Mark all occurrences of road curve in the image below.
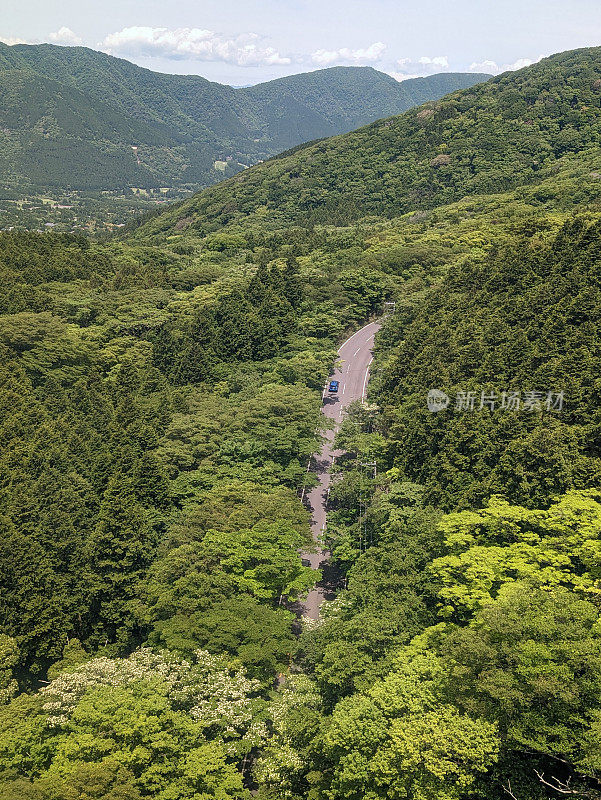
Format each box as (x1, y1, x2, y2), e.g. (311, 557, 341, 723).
(301, 320, 381, 620)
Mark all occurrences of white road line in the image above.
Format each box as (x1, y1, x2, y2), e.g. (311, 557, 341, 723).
(342, 385, 345, 394)
(360, 357, 374, 400)
(353, 347, 361, 356)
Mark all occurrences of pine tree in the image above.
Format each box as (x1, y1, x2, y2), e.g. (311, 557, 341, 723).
(84, 476, 157, 646)
(133, 452, 171, 509)
(283, 256, 303, 309)
(247, 262, 271, 306)
(214, 291, 253, 361)
(152, 323, 179, 377)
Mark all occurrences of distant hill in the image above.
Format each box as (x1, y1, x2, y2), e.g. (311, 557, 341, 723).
(0, 42, 489, 192)
(135, 46, 601, 236)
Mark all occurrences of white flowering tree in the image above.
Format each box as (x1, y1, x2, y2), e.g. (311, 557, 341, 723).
(253, 675, 323, 800)
(0, 648, 267, 799)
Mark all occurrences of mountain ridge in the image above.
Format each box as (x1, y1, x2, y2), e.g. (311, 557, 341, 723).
(132, 45, 601, 237)
(0, 42, 489, 193)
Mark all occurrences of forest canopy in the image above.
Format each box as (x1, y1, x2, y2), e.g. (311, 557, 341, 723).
(3, 44, 601, 800)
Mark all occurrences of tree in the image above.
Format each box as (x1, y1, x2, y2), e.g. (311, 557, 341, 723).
(322, 648, 499, 800)
(431, 490, 601, 619)
(84, 477, 157, 646)
(283, 257, 303, 310)
(148, 595, 297, 681)
(444, 583, 601, 772)
(0, 635, 18, 704)
(0, 649, 262, 799)
(199, 521, 318, 602)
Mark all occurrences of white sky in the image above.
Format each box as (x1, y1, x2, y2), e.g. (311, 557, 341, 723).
(2, 0, 601, 85)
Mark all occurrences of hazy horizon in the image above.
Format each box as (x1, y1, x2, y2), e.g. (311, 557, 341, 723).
(3, 0, 601, 85)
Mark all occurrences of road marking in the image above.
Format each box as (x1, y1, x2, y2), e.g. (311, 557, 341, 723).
(362, 358, 373, 400)
(303, 321, 380, 618)
(353, 347, 361, 356)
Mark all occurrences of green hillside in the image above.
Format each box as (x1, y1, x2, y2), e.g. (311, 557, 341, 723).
(138, 46, 601, 236)
(0, 42, 488, 192)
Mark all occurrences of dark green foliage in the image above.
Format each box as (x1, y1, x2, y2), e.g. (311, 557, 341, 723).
(84, 477, 158, 647)
(137, 46, 601, 236)
(147, 595, 296, 681)
(378, 217, 601, 509)
(154, 262, 299, 381)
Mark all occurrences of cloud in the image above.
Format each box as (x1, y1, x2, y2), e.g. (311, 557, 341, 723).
(0, 36, 30, 45)
(48, 27, 83, 46)
(469, 54, 545, 74)
(311, 41, 387, 67)
(417, 55, 449, 69)
(99, 26, 291, 66)
(389, 72, 429, 82)
(390, 55, 450, 81)
(468, 59, 499, 74)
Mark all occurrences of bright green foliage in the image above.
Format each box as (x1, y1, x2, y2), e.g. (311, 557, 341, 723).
(323, 648, 499, 800)
(254, 676, 324, 799)
(301, 502, 443, 704)
(0, 761, 143, 800)
(431, 490, 601, 617)
(0, 649, 262, 799)
(0, 635, 18, 704)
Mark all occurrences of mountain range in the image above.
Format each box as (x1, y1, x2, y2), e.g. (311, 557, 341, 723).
(135, 46, 601, 236)
(0, 42, 489, 192)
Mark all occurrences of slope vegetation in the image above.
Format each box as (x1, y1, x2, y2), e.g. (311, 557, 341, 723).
(3, 44, 601, 800)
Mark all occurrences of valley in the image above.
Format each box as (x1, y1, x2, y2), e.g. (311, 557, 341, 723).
(0, 42, 488, 207)
(2, 39, 601, 800)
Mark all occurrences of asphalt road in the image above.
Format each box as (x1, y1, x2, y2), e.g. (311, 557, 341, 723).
(301, 320, 381, 620)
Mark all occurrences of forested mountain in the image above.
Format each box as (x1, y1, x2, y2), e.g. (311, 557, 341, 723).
(3, 44, 601, 800)
(137, 45, 601, 236)
(0, 42, 487, 192)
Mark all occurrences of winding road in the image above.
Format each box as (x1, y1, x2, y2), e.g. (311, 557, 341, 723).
(301, 320, 381, 620)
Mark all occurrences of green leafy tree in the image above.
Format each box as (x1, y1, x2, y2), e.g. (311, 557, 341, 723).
(431, 490, 601, 618)
(443, 583, 601, 776)
(322, 647, 499, 800)
(199, 521, 318, 602)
